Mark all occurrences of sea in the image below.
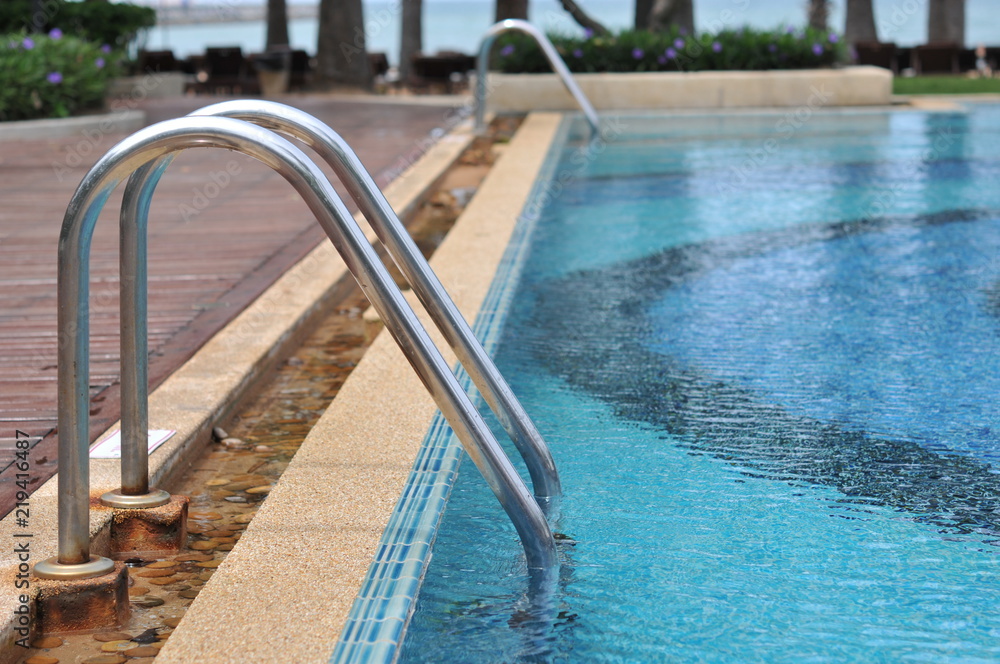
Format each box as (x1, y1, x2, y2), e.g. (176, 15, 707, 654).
(143, 0, 997, 65)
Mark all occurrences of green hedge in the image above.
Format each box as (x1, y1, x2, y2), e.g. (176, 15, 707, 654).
(0, 32, 121, 121)
(0, 0, 154, 51)
(494, 26, 847, 73)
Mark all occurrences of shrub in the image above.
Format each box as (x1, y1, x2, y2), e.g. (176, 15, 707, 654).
(493, 26, 847, 74)
(0, 31, 122, 121)
(0, 0, 155, 51)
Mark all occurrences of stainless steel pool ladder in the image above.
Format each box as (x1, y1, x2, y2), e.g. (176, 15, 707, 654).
(475, 19, 600, 135)
(33, 115, 558, 581)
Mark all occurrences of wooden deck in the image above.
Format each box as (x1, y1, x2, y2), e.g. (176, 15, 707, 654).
(0, 94, 462, 515)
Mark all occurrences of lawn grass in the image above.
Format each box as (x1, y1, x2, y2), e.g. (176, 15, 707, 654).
(893, 75, 1000, 95)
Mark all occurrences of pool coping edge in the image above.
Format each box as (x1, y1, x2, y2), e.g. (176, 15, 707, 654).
(151, 112, 564, 664)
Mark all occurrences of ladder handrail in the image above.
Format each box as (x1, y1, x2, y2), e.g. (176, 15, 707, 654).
(34, 116, 557, 580)
(112, 99, 559, 503)
(475, 18, 600, 135)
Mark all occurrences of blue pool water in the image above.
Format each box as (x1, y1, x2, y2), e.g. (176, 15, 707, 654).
(397, 106, 1000, 662)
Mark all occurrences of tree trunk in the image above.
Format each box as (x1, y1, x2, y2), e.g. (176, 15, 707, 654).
(315, 0, 372, 89)
(495, 0, 528, 21)
(265, 0, 289, 49)
(558, 0, 610, 36)
(927, 0, 965, 45)
(399, 0, 422, 83)
(635, 0, 655, 30)
(648, 0, 694, 35)
(808, 0, 829, 31)
(844, 0, 878, 43)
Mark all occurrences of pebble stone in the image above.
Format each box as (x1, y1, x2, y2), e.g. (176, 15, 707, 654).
(128, 585, 150, 596)
(195, 560, 222, 568)
(146, 560, 179, 569)
(215, 543, 236, 551)
(123, 646, 159, 658)
(212, 426, 228, 441)
(221, 437, 246, 449)
(93, 632, 132, 643)
(233, 511, 257, 523)
(205, 478, 230, 487)
(190, 541, 216, 551)
(132, 628, 159, 644)
(174, 553, 213, 562)
(29, 636, 63, 649)
(163, 617, 182, 628)
(25, 656, 59, 664)
(179, 589, 201, 599)
(99, 640, 134, 652)
(245, 485, 272, 495)
(131, 596, 165, 608)
(136, 568, 175, 578)
(147, 577, 177, 586)
(83, 654, 127, 664)
(188, 510, 223, 521)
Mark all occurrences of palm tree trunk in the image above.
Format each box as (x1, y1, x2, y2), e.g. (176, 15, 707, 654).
(558, 0, 609, 36)
(927, 0, 966, 45)
(808, 0, 829, 31)
(265, 0, 289, 49)
(648, 0, 694, 35)
(844, 0, 878, 43)
(495, 0, 528, 21)
(399, 0, 422, 83)
(635, 0, 655, 30)
(315, 0, 372, 89)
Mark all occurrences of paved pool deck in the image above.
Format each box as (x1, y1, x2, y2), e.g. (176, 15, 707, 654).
(0, 92, 464, 517)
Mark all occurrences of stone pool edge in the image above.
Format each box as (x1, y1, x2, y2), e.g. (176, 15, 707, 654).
(0, 117, 472, 663)
(152, 112, 564, 664)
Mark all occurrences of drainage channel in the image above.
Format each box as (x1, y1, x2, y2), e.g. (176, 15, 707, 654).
(17, 118, 519, 664)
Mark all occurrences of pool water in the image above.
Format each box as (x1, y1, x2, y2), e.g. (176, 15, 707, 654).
(399, 106, 1000, 662)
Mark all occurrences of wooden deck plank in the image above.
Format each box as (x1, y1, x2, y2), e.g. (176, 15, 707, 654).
(0, 94, 461, 516)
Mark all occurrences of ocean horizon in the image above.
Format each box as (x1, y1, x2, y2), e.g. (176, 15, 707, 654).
(144, 0, 997, 64)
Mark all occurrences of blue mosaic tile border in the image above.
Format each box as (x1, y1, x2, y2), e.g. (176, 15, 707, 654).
(330, 116, 574, 664)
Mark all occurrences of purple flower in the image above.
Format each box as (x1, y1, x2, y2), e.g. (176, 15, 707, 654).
(632, 47, 644, 59)
(95, 57, 105, 69)
(812, 43, 823, 56)
(22, 37, 34, 50)
(712, 41, 722, 53)
(828, 33, 839, 43)
(46, 71, 63, 84)
(785, 25, 796, 34)
(101, 44, 112, 53)
(674, 38, 685, 49)
(657, 55, 667, 65)
(573, 48, 583, 58)
(665, 47, 677, 59)
(679, 28, 688, 36)
(583, 28, 594, 39)
(500, 44, 515, 57)
(768, 43, 778, 53)
(48, 28, 62, 40)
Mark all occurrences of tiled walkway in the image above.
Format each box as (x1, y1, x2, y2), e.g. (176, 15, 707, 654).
(0, 93, 462, 515)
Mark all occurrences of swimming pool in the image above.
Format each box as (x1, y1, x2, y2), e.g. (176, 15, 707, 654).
(344, 104, 1000, 662)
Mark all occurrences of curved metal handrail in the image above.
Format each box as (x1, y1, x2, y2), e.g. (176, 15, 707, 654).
(34, 116, 557, 580)
(110, 100, 559, 508)
(475, 19, 600, 135)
